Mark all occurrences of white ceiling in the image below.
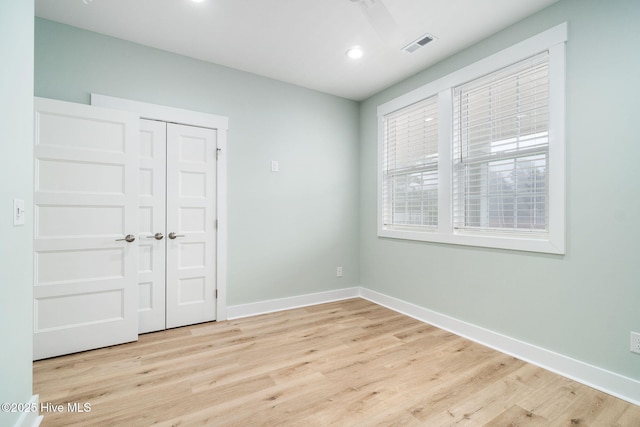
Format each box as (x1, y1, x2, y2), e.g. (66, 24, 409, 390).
(34, 0, 559, 101)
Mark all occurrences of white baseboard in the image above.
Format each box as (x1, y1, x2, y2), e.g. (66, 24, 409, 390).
(14, 395, 43, 427)
(225, 286, 640, 406)
(359, 287, 640, 407)
(226, 287, 360, 319)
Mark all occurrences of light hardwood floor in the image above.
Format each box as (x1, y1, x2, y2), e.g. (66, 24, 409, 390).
(33, 299, 640, 426)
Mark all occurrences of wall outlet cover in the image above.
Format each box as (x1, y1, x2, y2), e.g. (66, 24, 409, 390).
(631, 332, 640, 354)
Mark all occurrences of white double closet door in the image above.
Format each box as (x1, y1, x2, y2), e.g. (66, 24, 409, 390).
(138, 119, 217, 333)
(33, 98, 217, 359)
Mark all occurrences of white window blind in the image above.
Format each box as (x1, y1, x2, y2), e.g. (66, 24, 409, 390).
(453, 51, 550, 234)
(383, 96, 439, 228)
(378, 23, 566, 253)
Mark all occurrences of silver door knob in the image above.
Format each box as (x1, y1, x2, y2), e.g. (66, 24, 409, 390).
(115, 234, 136, 243)
(146, 232, 164, 240)
(168, 232, 185, 240)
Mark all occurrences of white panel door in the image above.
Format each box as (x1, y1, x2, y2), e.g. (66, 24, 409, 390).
(137, 119, 167, 333)
(166, 123, 217, 328)
(33, 97, 139, 360)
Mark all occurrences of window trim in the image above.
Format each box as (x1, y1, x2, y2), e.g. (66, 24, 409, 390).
(377, 23, 567, 254)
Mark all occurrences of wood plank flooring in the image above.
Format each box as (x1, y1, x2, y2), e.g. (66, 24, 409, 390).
(33, 299, 640, 426)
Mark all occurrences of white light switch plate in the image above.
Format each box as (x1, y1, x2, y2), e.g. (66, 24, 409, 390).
(271, 160, 279, 172)
(13, 199, 25, 226)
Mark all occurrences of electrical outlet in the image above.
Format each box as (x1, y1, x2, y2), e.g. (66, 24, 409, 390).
(631, 332, 640, 354)
(336, 267, 343, 278)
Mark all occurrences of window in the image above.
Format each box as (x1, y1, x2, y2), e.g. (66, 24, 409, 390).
(453, 52, 549, 234)
(382, 96, 439, 229)
(378, 24, 566, 254)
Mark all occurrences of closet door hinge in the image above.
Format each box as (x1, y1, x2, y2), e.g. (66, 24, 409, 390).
(215, 219, 218, 229)
(216, 148, 221, 160)
(215, 289, 218, 299)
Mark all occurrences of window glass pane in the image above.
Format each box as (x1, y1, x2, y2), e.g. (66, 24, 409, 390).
(458, 154, 547, 230)
(388, 170, 438, 226)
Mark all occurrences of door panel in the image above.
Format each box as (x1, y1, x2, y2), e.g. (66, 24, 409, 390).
(37, 159, 125, 193)
(166, 123, 217, 328)
(33, 97, 139, 360)
(137, 119, 167, 334)
(37, 205, 125, 237)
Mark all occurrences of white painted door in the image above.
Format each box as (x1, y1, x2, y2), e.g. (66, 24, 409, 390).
(33, 97, 139, 360)
(137, 119, 167, 333)
(136, 120, 217, 332)
(166, 123, 217, 328)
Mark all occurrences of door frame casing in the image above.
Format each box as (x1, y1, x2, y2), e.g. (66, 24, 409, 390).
(92, 94, 228, 321)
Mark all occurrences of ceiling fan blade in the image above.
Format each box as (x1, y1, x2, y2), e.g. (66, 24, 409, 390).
(352, 0, 403, 45)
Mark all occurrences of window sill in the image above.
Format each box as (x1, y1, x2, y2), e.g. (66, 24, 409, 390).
(378, 227, 565, 255)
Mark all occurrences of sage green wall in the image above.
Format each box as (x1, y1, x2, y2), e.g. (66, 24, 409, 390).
(34, 18, 360, 306)
(359, 0, 640, 381)
(0, 2, 34, 426)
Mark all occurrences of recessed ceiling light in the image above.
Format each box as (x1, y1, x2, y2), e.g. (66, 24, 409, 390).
(191, 0, 206, 3)
(346, 46, 364, 60)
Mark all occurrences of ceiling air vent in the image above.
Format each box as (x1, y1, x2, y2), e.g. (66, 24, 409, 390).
(402, 33, 436, 54)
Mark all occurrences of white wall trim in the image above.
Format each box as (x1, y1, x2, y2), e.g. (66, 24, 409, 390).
(227, 288, 360, 320)
(13, 395, 43, 427)
(91, 94, 229, 321)
(359, 287, 640, 407)
(91, 94, 228, 129)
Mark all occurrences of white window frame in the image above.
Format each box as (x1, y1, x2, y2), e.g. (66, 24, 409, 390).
(377, 23, 567, 254)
